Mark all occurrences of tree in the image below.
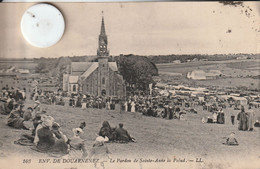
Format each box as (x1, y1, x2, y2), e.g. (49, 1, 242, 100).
(35, 61, 47, 73)
(116, 54, 158, 92)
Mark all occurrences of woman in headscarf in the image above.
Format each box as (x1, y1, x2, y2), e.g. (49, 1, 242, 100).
(34, 115, 56, 152)
(223, 132, 239, 146)
(51, 122, 68, 142)
(98, 121, 114, 141)
(88, 136, 111, 169)
(33, 116, 68, 155)
(7, 103, 29, 130)
(67, 128, 87, 158)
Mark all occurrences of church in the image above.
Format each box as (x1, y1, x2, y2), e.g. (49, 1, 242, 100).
(63, 14, 126, 98)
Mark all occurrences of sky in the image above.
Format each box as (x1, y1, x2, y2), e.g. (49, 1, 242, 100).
(0, 2, 259, 58)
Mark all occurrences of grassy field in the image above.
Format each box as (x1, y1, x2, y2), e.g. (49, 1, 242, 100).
(0, 62, 37, 70)
(0, 99, 259, 169)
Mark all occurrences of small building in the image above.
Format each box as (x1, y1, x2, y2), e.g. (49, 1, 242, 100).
(187, 70, 206, 80)
(172, 60, 181, 64)
(232, 96, 248, 106)
(236, 56, 247, 60)
(206, 70, 222, 79)
(187, 69, 222, 80)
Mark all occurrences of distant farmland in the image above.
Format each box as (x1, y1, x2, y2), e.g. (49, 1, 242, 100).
(156, 59, 260, 89)
(0, 61, 37, 70)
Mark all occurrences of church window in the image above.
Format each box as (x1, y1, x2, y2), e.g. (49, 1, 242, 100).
(73, 85, 76, 92)
(102, 77, 105, 84)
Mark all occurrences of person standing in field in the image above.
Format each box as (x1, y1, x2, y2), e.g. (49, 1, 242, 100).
(231, 112, 235, 125)
(237, 106, 248, 131)
(213, 112, 217, 123)
(131, 101, 136, 113)
(247, 106, 255, 131)
(124, 100, 128, 112)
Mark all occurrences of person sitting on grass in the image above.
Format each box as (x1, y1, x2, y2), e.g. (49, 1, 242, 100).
(7, 103, 29, 130)
(67, 128, 87, 158)
(223, 132, 239, 146)
(88, 136, 111, 169)
(32, 115, 69, 156)
(115, 123, 136, 143)
(51, 122, 68, 143)
(98, 121, 115, 141)
(254, 120, 260, 127)
(79, 121, 86, 129)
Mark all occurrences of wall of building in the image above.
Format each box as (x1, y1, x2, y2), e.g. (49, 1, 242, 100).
(81, 66, 125, 98)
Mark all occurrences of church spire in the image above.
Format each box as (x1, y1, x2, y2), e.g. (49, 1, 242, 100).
(97, 11, 109, 57)
(100, 11, 106, 36)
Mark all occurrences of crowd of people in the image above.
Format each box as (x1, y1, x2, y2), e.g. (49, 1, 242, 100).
(0, 89, 136, 167)
(29, 89, 260, 127)
(68, 95, 119, 110)
(0, 87, 26, 115)
(203, 105, 258, 133)
(30, 90, 65, 106)
(1, 86, 259, 166)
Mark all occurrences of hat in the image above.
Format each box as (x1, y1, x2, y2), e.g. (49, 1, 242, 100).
(52, 122, 60, 129)
(42, 115, 54, 128)
(95, 136, 109, 143)
(40, 114, 47, 121)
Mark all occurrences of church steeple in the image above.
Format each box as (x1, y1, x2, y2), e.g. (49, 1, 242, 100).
(100, 13, 106, 36)
(97, 11, 109, 57)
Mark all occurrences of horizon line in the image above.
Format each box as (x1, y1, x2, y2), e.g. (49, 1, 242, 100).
(1, 53, 260, 60)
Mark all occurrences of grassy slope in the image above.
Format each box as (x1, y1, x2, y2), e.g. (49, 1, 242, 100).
(0, 99, 259, 169)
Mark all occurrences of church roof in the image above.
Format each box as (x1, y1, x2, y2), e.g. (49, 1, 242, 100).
(81, 62, 99, 80)
(71, 62, 94, 75)
(70, 61, 118, 82)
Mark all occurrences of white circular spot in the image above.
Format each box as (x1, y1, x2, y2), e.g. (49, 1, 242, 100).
(21, 4, 65, 48)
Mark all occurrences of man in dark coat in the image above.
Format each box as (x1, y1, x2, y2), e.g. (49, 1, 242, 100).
(237, 110, 248, 131)
(115, 123, 133, 143)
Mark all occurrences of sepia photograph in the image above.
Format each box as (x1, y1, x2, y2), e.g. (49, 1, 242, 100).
(0, 1, 259, 169)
